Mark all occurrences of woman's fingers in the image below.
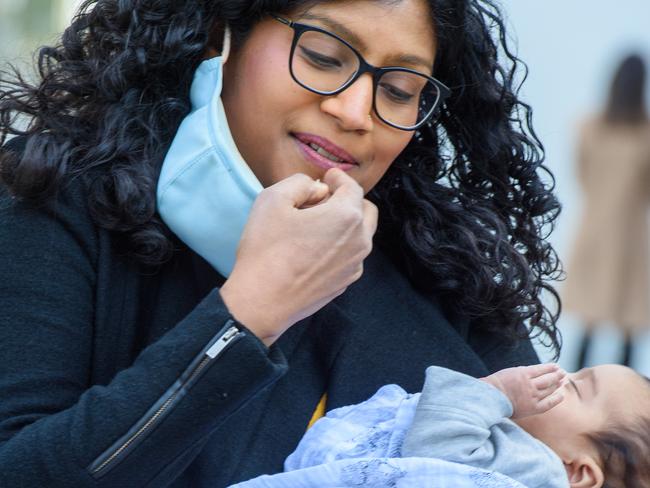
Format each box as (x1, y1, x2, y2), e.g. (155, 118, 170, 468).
(268, 172, 329, 208)
(362, 199, 378, 238)
(300, 180, 331, 208)
(323, 168, 364, 203)
(225, 169, 378, 345)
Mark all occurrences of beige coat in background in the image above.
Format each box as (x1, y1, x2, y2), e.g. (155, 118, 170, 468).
(563, 118, 650, 331)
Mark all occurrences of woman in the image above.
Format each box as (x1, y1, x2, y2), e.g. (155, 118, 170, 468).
(564, 54, 650, 368)
(0, 0, 561, 486)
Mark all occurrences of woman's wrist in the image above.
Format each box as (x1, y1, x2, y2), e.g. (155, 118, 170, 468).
(219, 280, 286, 346)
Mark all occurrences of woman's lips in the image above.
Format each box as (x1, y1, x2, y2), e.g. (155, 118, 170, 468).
(292, 133, 359, 172)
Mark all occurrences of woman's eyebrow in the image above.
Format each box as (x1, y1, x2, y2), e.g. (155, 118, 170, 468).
(385, 53, 434, 72)
(299, 12, 367, 50)
(298, 12, 433, 71)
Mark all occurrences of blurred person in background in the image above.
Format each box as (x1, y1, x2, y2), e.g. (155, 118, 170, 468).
(563, 54, 650, 369)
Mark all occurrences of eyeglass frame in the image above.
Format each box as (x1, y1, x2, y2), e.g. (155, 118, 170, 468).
(271, 14, 451, 131)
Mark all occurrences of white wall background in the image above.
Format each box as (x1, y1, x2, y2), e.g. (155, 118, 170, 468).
(499, 1, 650, 370)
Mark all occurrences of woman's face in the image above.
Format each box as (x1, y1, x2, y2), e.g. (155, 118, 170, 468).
(221, 0, 436, 193)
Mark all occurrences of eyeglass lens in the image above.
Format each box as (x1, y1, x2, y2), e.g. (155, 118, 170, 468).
(291, 30, 440, 128)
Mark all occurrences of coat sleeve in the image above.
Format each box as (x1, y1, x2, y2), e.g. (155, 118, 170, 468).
(401, 366, 569, 488)
(0, 183, 287, 487)
(400, 366, 512, 464)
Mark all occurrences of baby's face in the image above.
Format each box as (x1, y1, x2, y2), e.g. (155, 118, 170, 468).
(515, 364, 650, 459)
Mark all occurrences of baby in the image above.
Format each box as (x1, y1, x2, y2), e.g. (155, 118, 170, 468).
(286, 363, 650, 488)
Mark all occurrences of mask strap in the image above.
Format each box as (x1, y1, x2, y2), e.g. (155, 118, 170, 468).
(222, 25, 232, 64)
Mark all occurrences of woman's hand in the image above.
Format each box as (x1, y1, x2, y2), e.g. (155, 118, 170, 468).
(219, 168, 378, 346)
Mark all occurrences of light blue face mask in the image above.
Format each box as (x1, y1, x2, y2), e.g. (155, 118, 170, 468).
(157, 28, 263, 277)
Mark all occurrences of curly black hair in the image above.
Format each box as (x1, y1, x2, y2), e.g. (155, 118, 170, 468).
(0, 0, 562, 355)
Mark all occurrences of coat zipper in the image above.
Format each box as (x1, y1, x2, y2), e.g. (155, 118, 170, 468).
(88, 323, 243, 478)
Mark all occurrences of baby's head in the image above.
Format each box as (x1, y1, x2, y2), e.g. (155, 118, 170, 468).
(515, 364, 650, 488)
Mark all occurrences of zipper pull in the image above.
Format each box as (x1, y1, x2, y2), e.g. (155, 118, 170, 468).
(205, 325, 241, 359)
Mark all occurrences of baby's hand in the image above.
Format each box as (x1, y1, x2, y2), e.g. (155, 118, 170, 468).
(480, 363, 566, 419)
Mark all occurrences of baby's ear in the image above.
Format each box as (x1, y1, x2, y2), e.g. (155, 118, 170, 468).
(564, 455, 605, 488)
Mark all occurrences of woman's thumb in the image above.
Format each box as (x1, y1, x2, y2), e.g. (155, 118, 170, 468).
(300, 179, 331, 208)
(268, 173, 330, 208)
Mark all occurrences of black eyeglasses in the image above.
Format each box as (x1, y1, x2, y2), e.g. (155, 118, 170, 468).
(272, 14, 450, 131)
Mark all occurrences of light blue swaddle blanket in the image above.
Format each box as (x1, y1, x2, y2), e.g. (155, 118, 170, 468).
(228, 385, 527, 488)
(229, 456, 527, 488)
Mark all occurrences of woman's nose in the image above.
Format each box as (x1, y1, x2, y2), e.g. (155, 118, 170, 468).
(319, 74, 374, 132)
